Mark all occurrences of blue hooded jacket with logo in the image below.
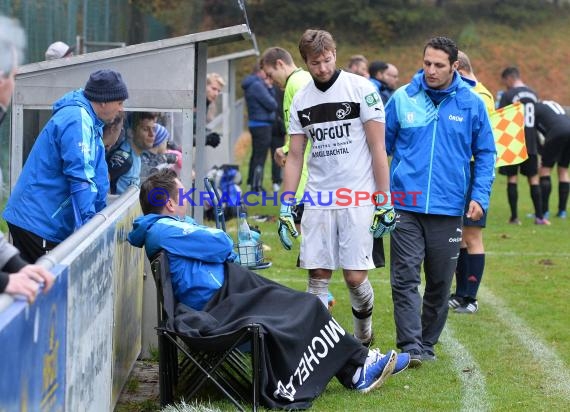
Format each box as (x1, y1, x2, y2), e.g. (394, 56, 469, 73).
(128, 214, 238, 311)
(385, 70, 496, 216)
(3, 89, 109, 242)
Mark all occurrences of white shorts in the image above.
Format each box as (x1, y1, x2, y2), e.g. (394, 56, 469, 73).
(300, 207, 375, 270)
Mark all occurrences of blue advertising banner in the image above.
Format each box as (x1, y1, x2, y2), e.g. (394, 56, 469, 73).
(65, 229, 115, 411)
(0, 265, 68, 412)
(111, 206, 144, 405)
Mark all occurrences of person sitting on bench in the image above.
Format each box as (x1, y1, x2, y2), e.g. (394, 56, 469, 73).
(128, 169, 409, 410)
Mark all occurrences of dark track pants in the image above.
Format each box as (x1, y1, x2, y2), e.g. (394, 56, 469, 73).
(247, 125, 272, 189)
(390, 210, 462, 354)
(8, 223, 59, 263)
(270, 128, 284, 184)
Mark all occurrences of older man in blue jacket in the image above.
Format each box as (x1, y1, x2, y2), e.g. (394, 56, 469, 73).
(3, 69, 128, 262)
(385, 37, 496, 367)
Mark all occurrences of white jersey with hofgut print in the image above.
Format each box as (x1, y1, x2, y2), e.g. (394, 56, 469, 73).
(288, 70, 385, 209)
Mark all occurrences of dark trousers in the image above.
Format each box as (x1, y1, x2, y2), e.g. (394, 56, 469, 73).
(390, 211, 462, 354)
(270, 130, 284, 184)
(247, 125, 272, 189)
(8, 223, 59, 263)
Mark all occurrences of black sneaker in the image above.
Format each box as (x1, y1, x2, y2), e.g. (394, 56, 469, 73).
(448, 294, 465, 309)
(455, 299, 479, 314)
(406, 349, 423, 368)
(421, 349, 437, 361)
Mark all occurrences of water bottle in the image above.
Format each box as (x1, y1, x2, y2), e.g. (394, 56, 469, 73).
(238, 212, 251, 242)
(238, 212, 256, 266)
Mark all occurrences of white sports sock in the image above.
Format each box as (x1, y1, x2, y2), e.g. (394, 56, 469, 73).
(352, 349, 376, 384)
(352, 366, 363, 384)
(348, 278, 374, 342)
(307, 277, 330, 308)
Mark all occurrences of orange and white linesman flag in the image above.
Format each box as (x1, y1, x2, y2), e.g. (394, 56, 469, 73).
(491, 101, 527, 167)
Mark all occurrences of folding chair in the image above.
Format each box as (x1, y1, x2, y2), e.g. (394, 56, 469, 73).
(150, 250, 262, 411)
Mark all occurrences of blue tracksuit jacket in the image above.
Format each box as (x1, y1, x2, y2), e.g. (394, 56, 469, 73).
(385, 70, 496, 216)
(3, 89, 109, 242)
(128, 214, 238, 311)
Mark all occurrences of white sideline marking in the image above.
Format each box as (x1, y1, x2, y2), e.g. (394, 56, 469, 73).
(441, 326, 489, 412)
(479, 287, 570, 400)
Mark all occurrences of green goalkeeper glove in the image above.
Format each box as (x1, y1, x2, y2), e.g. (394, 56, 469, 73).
(278, 202, 299, 250)
(369, 193, 396, 238)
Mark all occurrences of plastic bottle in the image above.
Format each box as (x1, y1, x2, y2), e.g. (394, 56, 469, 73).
(238, 212, 251, 242)
(238, 212, 256, 266)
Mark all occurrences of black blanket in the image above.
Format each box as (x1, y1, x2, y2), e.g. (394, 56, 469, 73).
(174, 263, 367, 410)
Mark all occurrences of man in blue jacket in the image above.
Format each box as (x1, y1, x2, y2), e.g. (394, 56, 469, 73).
(3, 69, 128, 262)
(385, 37, 496, 367)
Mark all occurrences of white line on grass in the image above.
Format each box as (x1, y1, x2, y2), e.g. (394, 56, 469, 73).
(440, 326, 490, 412)
(479, 287, 570, 400)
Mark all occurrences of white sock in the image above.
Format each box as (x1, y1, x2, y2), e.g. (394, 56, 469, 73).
(352, 349, 376, 384)
(352, 366, 363, 384)
(348, 278, 374, 342)
(308, 277, 330, 308)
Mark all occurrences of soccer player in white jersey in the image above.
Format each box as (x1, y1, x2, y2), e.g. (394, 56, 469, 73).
(279, 29, 408, 375)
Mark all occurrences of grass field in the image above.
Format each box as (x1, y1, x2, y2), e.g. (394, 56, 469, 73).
(6, 133, 566, 411)
(212, 139, 570, 412)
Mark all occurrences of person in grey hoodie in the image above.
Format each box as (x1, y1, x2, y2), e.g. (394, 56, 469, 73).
(242, 62, 278, 192)
(0, 15, 53, 302)
(0, 232, 53, 303)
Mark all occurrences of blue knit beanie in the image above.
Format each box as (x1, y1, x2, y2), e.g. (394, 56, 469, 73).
(84, 69, 129, 103)
(153, 124, 170, 147)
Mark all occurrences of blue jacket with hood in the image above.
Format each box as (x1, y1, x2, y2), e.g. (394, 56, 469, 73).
(385, 70, 496, 216)
(128, 214, 238, 311)
(242, 73, 277, 126)
(3, 89, 109, 243)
